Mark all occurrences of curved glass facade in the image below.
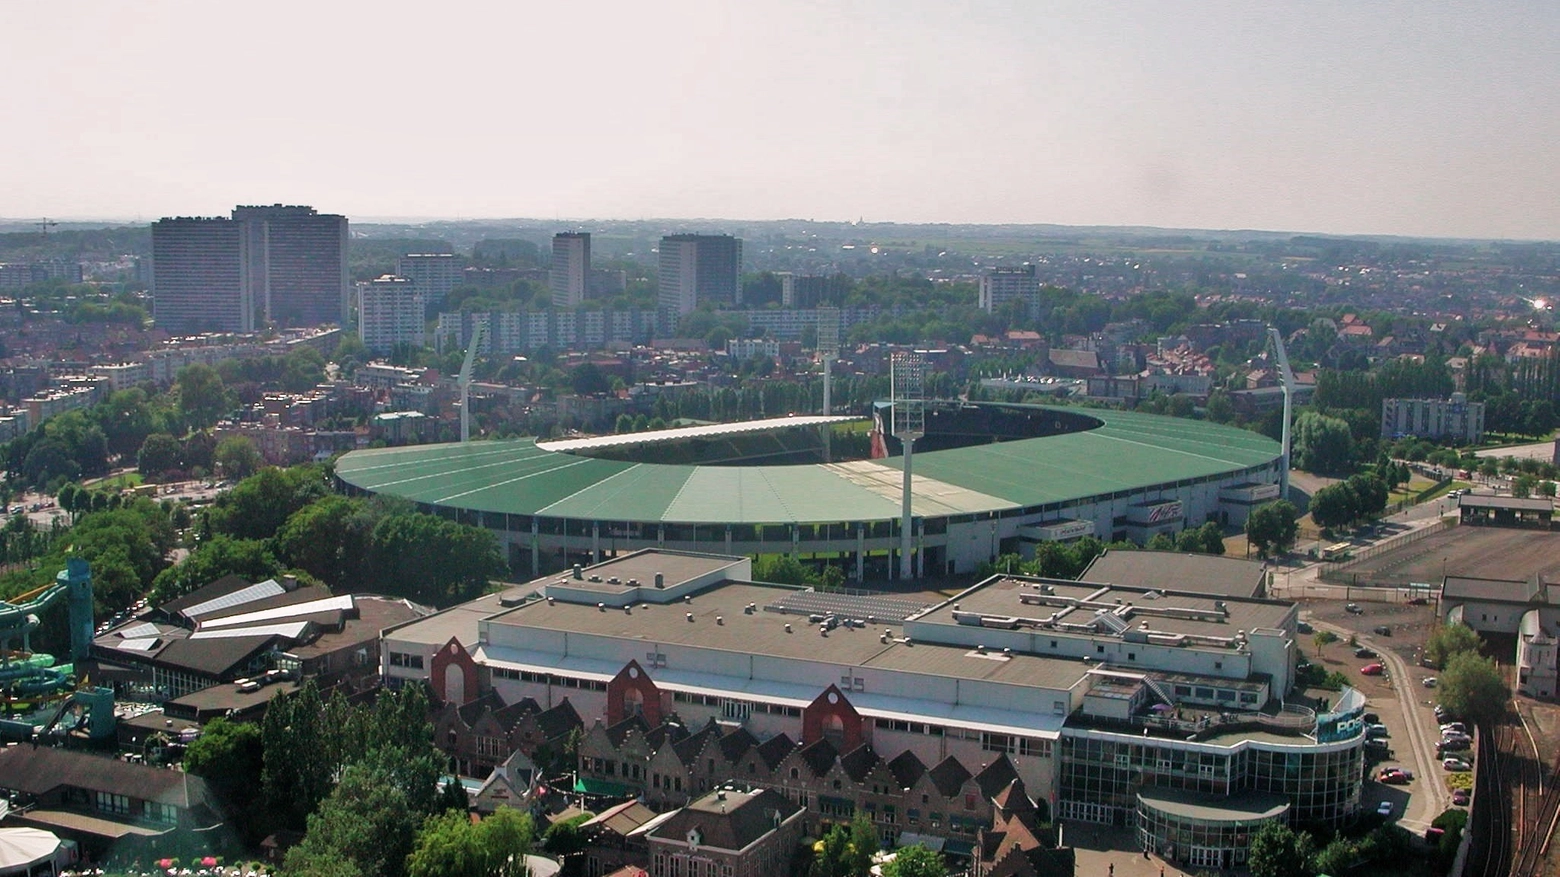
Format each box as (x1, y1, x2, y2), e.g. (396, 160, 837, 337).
(1057, 729, 1363, 830)
(1136, 791, 1289, 871)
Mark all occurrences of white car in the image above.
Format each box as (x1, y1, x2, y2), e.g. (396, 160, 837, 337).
(1441, 722, 1467, 734)
(1443, 758, 1472, 771)
(1423, 677, 1438, 688)
(1377, 801, 1393, 817)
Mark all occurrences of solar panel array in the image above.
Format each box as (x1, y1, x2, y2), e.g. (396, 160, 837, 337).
(765, 591, 932, 623)
(182, 580, 286, 618)
(118, 637, 161, 651)
(117, 622, 160, 639)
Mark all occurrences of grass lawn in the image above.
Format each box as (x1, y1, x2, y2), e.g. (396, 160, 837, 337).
(83, 471, 143, 490)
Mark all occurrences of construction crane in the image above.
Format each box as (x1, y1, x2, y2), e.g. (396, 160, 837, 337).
(36, 218, 58, 238)
(458, 319, 488, 443)
(1267, 327, 1296, 501)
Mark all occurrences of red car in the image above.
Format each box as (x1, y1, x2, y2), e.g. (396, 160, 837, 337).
(1452, 789, 1470, 806)
(1361, 664, 1385, 676)
(1378, 770, 1411, 785)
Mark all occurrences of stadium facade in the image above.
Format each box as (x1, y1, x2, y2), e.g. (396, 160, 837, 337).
(335, 405, 1284, 580)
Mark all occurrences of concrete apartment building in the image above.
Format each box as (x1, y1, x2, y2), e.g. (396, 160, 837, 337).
(383, 550, 1363, 870)
(153, 205, 348, 333)
(1380, 393, 1485, 443)
(552, 233, 592, 308)
(232, 205, 349, 327)
(151, 217, 253, 333)
(977, 265, 1039, 316)
(397, 253, 460, 314)
(658, 235, 742, 315)
(358, 275, 425, 354)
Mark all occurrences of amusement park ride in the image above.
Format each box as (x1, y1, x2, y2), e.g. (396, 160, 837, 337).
(0, 559, 115, 742)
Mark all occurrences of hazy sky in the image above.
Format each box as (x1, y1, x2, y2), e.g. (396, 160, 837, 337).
(5, 2, 1559, 240)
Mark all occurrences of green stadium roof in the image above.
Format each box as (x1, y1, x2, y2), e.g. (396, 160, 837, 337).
(335, 407, 1280, 525)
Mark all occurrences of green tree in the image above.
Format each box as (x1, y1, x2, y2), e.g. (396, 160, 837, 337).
(137, 432, 183, 477)
(407, 808, 534, 877)
(1245, 500, 1299, 558)
(1147, 532, 1176, 550)
(1425, 623, 1480, 669)
(753, 554, 812, 586)
(206, 465, 329, 540)
(176, 364, 231, 427)
(276, 495, 376, 590)
(182, 717, 265, 843)
(214, 435, 263, 480)
(1197, 521, 1226, 555)
(568, 362, 611, 396)
(1309, 482, 1358, 529)
(149, 535, 280, 604)
(1513, 474, 1536, 498)
(1312, 837, 1356, 876)
(1312, 630, 1339, 653)
(1438, 652, 1507, 723)
(369, 512, 504, 605)
(282, 759, 423, 877)
(1346, 472, 1389, 517)
(882, 844, 944, 877)
(1247, 820, 1315, 877)
(1293, 412, 1357, 475)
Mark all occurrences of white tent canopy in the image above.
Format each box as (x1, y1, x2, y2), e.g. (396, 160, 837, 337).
(0, 828, 62, 876)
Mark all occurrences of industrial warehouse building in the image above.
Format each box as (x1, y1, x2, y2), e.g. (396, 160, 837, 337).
(336, 405, 1285, 581)
(382, 550, 1365, 870)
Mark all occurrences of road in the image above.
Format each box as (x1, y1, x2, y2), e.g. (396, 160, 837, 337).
(1307, 613, 1448, 834)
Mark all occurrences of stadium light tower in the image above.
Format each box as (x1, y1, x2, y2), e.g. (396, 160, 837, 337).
(1267, 327, 1296, 501)
(891, 351, 925, 580)
(818, 308, 840, 415)
(818, 308, 841, 463)
(459, 317, 488, 444)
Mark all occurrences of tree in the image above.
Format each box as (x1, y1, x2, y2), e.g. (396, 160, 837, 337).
(568, 362, 611, 396)
(182, 717, 265, 843)
(1513, 474, 1536, 498)
(1293, 412, 1357, 475)
(1346, 472, 1389, 517)
(882, 844, 945, 877)
(1245, 500, 1299, 558)
(214, 435, 263, 480)
(1312, 837, 1356, 876)
(149, 535, 280, 604)
(137, 433, 183, 477)
(811, 816, 876, 877)
(1197, 521, 1226, 555)
(407, 808, 534, 877)
(176, 364, 231, 427)
(1147, 532, 1175, 550)
(1312, 630, 1339, 653)
(1247, 820, 1315, 877)
(753, 554, 812, 586)
(1308, 482, 1358, 529)
(1438, 652, 1507, 723)
(1425, 623, 1480, 669)
(206, 465, 329, 541)
(276, 495, 376, 590)
(282, 759, 423, 877)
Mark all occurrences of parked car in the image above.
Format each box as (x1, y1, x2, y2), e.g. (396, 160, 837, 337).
(1297, 621, 1314, 634)
(1366, 724, 1390, 738)
(1346, 603, 1364, 614)
(1440, 722, 1467, 734)
(1364, 712, 1381, 724)
(1408, 596, 1429, 605)
(234, 678, 261, 693)
(1452, 789, 1470, 806)
(1443, 758, 1472, 771)
(1438, 738, 1471, 753)
(1423, 677, 1439, 688)
(1365, 738, 1390, 751)
(1377, 801, 1394, 816)
(1441, 734, 1472, 746)
(1361, 663, 1386, 676)
(1355, 647, 1378, 658)
(1434, 705, 1455, 722)
(1378, 770, 1411, 785)
(1373, 625, 1392, 636)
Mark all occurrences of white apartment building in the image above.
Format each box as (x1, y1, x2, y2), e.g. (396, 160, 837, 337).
(357, 275, 425, 354)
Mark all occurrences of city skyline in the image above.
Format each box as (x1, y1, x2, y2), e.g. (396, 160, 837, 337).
(3, 3, 1560, 241)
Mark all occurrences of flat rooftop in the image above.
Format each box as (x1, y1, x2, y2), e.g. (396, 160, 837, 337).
(1081, 549, 1268, 599)
(1136, 787, 1290, 823)
(914, 575, 1293, 640)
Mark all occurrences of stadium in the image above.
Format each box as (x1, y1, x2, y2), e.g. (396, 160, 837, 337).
(334, 404, 1284, 581)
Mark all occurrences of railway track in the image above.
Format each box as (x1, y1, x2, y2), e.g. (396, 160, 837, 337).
(1470, 708, 1554, 877)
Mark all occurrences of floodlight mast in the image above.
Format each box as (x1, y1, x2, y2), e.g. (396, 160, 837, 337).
(459, 318, 488, 444)
(818, 309, 840, 463)
(1267, 327, 1295, 501)
(891, 352, 925, 581)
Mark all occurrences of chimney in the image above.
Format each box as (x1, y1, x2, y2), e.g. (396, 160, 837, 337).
(573, 564, 584, 580)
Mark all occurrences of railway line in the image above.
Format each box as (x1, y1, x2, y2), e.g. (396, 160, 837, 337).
(1470, 707, 1554, 877)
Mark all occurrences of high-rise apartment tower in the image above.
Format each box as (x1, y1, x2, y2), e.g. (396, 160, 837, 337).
(550, 233, 591, 308)
(657, 234, 741, 315)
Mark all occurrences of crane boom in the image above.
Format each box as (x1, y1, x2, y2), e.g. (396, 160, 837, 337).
(1267, 327, 1295, 502)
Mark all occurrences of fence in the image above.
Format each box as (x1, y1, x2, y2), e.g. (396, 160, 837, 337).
(1317, 517, 1457, 586)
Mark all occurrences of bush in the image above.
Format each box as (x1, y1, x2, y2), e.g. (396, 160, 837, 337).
(1445, 772, 1473, 791)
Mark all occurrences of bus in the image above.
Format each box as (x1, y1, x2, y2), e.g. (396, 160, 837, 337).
(1321, 543, 1353, 562)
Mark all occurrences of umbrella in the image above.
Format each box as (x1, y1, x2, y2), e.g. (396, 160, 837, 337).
(1151, 704, 1173, 712)
(201, 858, 219, 868)
(157, 861, 174, 870)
